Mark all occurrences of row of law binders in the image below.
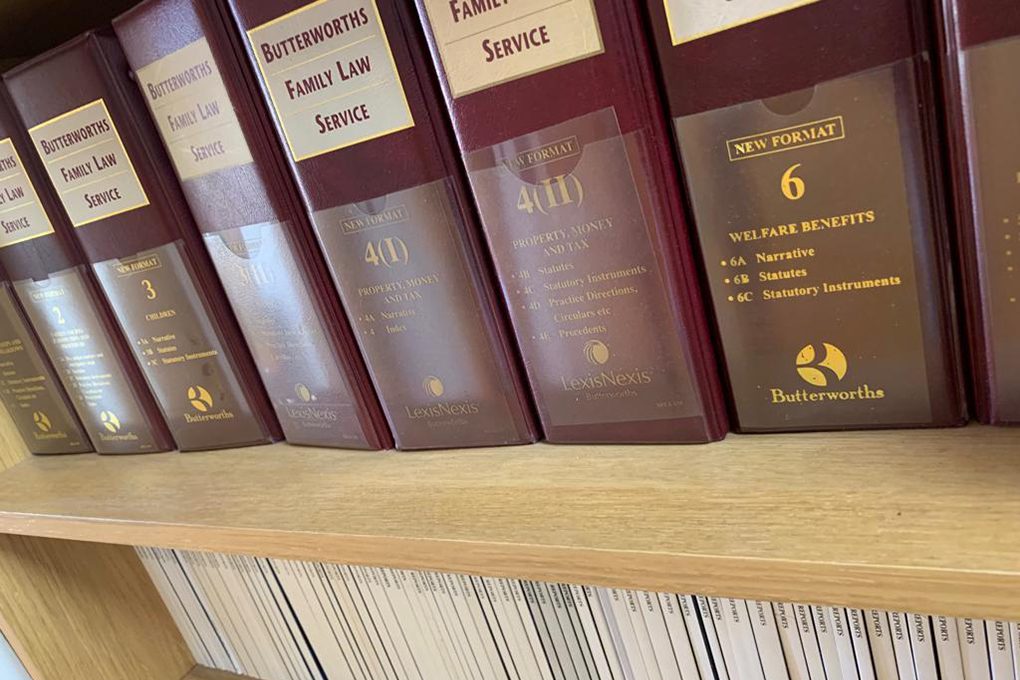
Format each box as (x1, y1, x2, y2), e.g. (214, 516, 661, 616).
(138, 546, 1020, 680)
(0, 0, 1018, 455)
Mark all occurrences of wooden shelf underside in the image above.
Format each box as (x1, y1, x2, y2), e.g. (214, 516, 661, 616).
(0, 426, 1018, 619)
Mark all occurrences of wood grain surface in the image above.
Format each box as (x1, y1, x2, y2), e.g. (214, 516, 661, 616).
(0, 425, 1017, 618)
(185, 666, 257, 680)
(0, 536, 192, 680)
(0, 406, 191, 680)
(0, 405, 26, 472)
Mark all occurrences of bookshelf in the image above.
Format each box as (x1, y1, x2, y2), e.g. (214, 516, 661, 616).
(0, 3, 1017, 680)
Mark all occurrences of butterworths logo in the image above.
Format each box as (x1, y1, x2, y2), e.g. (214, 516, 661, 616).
(100, 409, 122, 433)
(184, 384, 236, 423)
(769, 341, 886, 404)
(184, 410, 237, 423)
(503, 136, 580, 172)
(340, 205, 408, 234)
(99, 432, 139, 441)
(115, 254, 162, 276)
(727, 116, 844, 162)
(32, 410, 52, 432)
(33, 430, 70, 441)
(97, 408, 138, 441)
(31, 410, 68, 440)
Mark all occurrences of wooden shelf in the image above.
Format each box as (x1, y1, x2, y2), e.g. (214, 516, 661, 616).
(185, 666, 256, 680)
(0, 426, 1018, 619)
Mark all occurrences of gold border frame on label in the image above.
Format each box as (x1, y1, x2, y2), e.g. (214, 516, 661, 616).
(0, 137, 55, 248)
(28, 98, 151, 228)
(663, 0, 820, 46)
(246, 0, 416, 163)
(431, 0, 606, 98)
(724, 115, 846, 162)
(136, 37, 255, 183)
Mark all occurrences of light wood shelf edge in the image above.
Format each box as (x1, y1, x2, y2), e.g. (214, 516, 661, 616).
(185, 666, 257, 680)
(0, 514, 1014, 621)
(0, 425, 1018, 619)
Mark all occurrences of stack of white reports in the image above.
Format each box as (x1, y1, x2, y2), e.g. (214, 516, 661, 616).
(137, 547, 1018, 680)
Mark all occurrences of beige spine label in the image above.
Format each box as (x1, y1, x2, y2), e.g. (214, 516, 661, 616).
(136, 38, 254, 180)
(28, 99, 149, 227)
(0, 138, 54, 247)
(662, 0, 819, 45)
(246, 0, 414, 162)
(423, 0, 604, 97)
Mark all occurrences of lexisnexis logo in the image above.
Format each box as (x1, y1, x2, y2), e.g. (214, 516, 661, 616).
(423, 376, 445, 398)
(770, 342, 886, 404)
(295, 383, 315, 403)
(284, 382, 341, 423)
(583, 340, 609, 366)
(560, 340, 653, 392)
(404, 374, 481, 420)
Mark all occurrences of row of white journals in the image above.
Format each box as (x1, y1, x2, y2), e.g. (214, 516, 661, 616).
(137, 547, 1019, 680)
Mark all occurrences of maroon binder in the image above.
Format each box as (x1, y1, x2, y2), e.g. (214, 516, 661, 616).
(0, 263, 92, 455)
(4, 31, 282, 451)
(936, 0, 1020, 424)
(0, 86, 172, 453)
(646, 0, 966, 432)
(410, 0, 727, 443)
(221, 0, 539, 449)
(114, 0, 391, 450)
